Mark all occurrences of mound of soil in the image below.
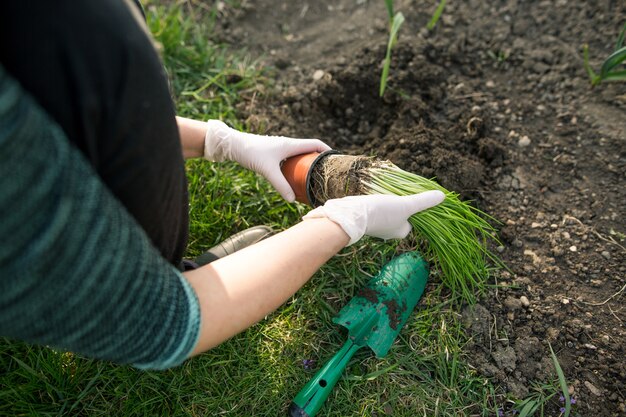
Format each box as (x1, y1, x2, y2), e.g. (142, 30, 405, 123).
(220, 0, 626, 415)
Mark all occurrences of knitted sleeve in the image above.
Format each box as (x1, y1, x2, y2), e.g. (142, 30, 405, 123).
(0, 66, 200, 370)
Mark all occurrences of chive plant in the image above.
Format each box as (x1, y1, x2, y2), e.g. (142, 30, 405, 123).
(361, 163, 503, 301)
(583, 23, 626, 86)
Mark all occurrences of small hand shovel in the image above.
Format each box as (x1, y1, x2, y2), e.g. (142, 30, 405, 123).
(289, 252, 429, 417)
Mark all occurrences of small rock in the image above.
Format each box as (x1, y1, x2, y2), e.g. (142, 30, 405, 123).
(562, 231, 571, 239)
(562, 298, 570, 304)
(497, 245, 505, 253)
(486, 80, 495, 88)
(584, 381, 602, 396)
(520, 296, 530, 307)
(312, 69, 325, 80)
(518, 135, 531, 147)
(584, 343, 597, 350)
(505, 296, 523, 311)
(569, 245, 577, 252)
(601, 251, 611, 260)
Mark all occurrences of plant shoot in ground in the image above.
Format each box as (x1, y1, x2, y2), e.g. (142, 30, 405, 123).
(583, 22, 626, 86)
(427, 0, 446, 30)
(380, 1, 448, 96)
(380, 1, 405, 97)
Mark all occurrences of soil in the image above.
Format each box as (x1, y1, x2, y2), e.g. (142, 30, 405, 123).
(357, 287, 382, 304)
(215, 0, 626, 415)
(382, 299, 402, 331)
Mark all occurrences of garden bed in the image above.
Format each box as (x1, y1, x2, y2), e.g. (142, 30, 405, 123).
(219, 0, 625, 415)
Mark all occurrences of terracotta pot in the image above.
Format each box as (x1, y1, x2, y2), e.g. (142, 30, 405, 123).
(281, 150, 338, 206)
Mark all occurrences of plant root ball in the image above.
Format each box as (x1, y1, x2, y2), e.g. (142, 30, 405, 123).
(310, 154, 389, 205)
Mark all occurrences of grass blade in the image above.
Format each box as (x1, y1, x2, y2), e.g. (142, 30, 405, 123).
(427, 0, 447, 30)
(518, 399, 539, 417)
(549, 343, 571, 417)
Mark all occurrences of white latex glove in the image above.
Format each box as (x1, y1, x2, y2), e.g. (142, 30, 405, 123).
(302, 191, 446, 246)
(204, 120, 331, 202)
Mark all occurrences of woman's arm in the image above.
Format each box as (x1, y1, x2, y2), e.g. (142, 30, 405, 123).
(176, 116, 206, 159)
(185, 218, 349, 354)
(183, 191, 445, 355)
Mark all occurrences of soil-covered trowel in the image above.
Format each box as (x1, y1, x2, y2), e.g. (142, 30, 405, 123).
(288, 252, 429, 417)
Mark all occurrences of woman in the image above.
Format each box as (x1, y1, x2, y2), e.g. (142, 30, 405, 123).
(0, 0, 443, 369)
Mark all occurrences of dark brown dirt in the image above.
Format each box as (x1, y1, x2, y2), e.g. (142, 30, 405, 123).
(382, 299, 401, 331)
(357, 287, 381, 304)
(218, 0, 626, 415)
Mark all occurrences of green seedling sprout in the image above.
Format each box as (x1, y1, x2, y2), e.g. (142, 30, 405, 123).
(584, 23, 626, 86)
(384, 0, 394, 19)
(380, 1, 447, 96)
(361, 164, 504, 301)
(427, 0, 446, 30)
(380, 9, 405, 97)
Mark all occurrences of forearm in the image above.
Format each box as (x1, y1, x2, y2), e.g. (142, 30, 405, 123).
(176, 116, 206, 159)
(184, 218, 350, 355)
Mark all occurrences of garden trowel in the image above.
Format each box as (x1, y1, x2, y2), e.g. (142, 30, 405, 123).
(288, 252, 429, 417)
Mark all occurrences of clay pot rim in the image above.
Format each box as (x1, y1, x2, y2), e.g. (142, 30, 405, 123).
(304, 149, 341, 207)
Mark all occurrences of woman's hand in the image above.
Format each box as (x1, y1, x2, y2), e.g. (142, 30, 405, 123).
(204, 120, 331, 202)
(303, 192, 446, 245)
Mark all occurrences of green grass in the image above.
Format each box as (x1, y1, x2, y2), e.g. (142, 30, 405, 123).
(0, 2, 521, 416)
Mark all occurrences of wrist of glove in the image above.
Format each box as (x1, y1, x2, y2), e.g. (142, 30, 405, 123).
(302, 192, 445, 246)
(204, 120, 330, 202)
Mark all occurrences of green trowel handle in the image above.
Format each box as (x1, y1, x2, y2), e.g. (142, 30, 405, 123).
(288, 340, 361, 417)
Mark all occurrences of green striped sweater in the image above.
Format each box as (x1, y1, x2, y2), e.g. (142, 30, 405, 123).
(0, 65, 200, 370)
